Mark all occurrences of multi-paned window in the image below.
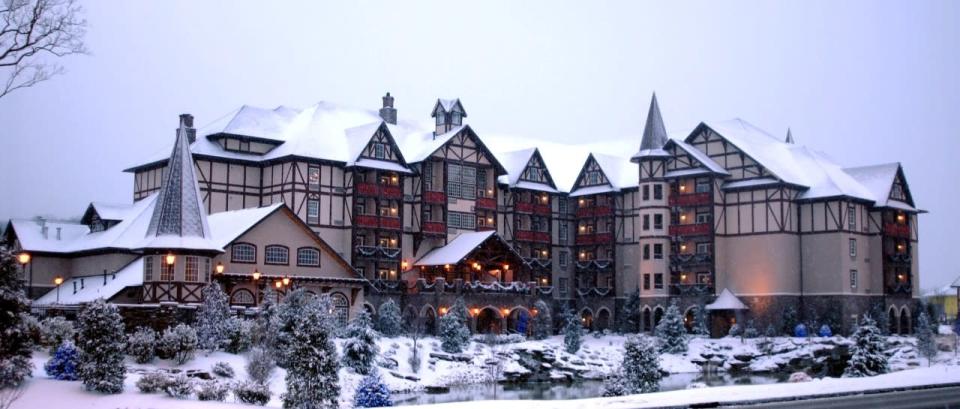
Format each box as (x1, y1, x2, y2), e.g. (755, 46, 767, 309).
(696, 211, 711, 224)
(447, 164, 477, 200)
(330, 293, 350, 328)
(849, 238, 857, 258)
(423, 162, 434, 191)
(847, 205, 856, 230)
(643, 274, 651, 290)
(850, 269, 858, 289)
(654, 273, 663, 289)
(696, 242, 711, 254)
(265, 245, 289, 265)
(653, 184, 663, 200)
(695, 179, 711, 193)
(642, 185, 650, 200)
(160, 263, 175, 281)
(643, 244, 650, 260)
(558, 198, 568, 214)
(232, 243, 256, 263)
(653, 244, 663, 259)
(476, 168, 488, 197)
(447, 211, 476, 230)
(642, 214, 650, 231)
(308, 166, 320, 191)
(559, 223, 568, 244)
(307, 199, 319, 224)
(373, 142, 388, 159)
(559, 251, 568, 268)
(559, 277, 569, 295)
(185, 256, 199, 282)
(144, 256, 154, 281)
(297, 247, 321, 267)
(653, 214, 663, 230)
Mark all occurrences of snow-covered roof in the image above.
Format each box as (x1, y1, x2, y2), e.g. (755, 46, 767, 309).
(415, 231, 499, 266)
(669, 140, 729, 175)
(574, 152, 638, 193)
(843, 163, 908, 208)
(33, 257, 143, 306)
(206, 203, 285, 249)
(706, 288, 749, 310)
(87, 202, 134, 222)
(632, 93, 672, 160)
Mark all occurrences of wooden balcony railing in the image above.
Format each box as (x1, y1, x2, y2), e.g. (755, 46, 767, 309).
(883, 222, 910, 238)
(354, 215, 401, 230)
(516, 202, 552, 215)
(422, 221, 446, 235)
(576, 206, 613, 218)
(424, 191, 446, 205)
(356, 182, 402, 199)
(575, 232, 614, 246)
(516, 230, 550, 244)
(475, 197, 497, 210)
(668, 192, 711, 207)
(669, 223, 711, 237)
(355, 215, 378, 228)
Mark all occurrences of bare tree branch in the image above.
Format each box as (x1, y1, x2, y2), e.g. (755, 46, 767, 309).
(0, 0, 87, 99)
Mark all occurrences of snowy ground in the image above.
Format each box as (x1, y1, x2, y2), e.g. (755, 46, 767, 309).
(9, 333, 960, 409)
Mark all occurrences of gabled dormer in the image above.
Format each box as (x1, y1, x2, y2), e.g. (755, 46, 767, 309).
(518, 149, 557, 189)
(432, 98, 467, 135)
(357, 123, 408, 165)
(574, 154, 612, 189)
(889, 165, 914, 207)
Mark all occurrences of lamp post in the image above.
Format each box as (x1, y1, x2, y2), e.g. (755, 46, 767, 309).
(17, 252, 31, 299)
(53, 276, 63, 303)
(275, 280, 283, 303)
(252, 269, 261, 307)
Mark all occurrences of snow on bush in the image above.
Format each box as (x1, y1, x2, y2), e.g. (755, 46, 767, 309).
(843, 315, 888, 377)
(743, 320, 759, 339)
(617, 290, 641, 334)
(76, 298, 126, 394)
(377, 299, 403, 337)
(211, 361, 234, 378)
(158, 324, 198, 365)
(43, 341, 79, 380)
(251, 286, 278, 348)
(234, 379, 272, 406)
(0, 247, 34, 388)
(274, 288, 333, 367)
(788, 371, 812, 383)
(353, 373, 393, 407)
(532, 299, 553, 340)
(39, 316, 75, 353)
(126, 327, 157, 364)
(600, 369, 628, 397)
(655, 300, 687, 353)
(693, 306, 710, 337)
(342, 310, 380, 375)
(439, 309, 471, 353)
(622, 335, 661, 393)
(563, 307, 583, 354)
(474, 333, 526, 345)
(246, 346, 276, 385)
(279, 288, 340, 408)
(727, 324, 742, 338)
(196, 379, 229, 401)
(818, 324, 832, 337)
(222, 317, 253, 354)
(196, 282, 231, 351)
(136, 371, 170, 393)
(164, 373, 193, 399)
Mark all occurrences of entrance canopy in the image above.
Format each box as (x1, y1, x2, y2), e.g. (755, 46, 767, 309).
(705, 288, 749, 310)
(415, 231, 518, 266)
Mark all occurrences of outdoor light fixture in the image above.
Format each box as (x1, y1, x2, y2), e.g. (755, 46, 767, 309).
(389, 270, 396, 278)
(541, 250, 548, 257)
(391, 176, 398, 183)
(215, 262, 225, 274)
(680, 214, 687, 221)
(401, 260, 409, 270)
(165, 253, 176, 265)
(275, 280, 283, 289)
(54, 276, 64, 285)
(540, 277, 548, 284)
(679, 185, 686, 192)
(578, 199, 585, 205)
(897, 213, 905, 222)
(501, 308, 510, 316)
(282, 277, 290, 286)
(680, 244, 687, 251)
(681, 273, 687, 281)
(503, 263, 510, 270)
(17, 252, 30, 265)
(440, 307, 448, 315)
(471, 307, 480, 316)
(252, 269, 261, 281)
(531, 308, 538, 316)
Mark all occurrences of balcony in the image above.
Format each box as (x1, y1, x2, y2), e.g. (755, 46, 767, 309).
(668, 192, 711, 207)
(356, 182, 403, 199)
(355, 245, 402, 260)
(475, 197, 497, 210)
(669, 283, 714, 297)
(883, 222, 910, 238)
(516, 230, 550, 244)
(887, 252, 912, 264)
(424, 191, 446, 205)
(380, 217, 401, 230)
(886, 283, 912, 295)
(575, 259, 613, 271)
(669, 223, 711, 237)
(575, 232, 614, 246)
(576, 206, 613, 218)
(355, 215, 378, 228)
(577, 287, 613, 297)
(669, 252, 712, 265)
(354, 215, 401, 230)
(422, 221, 446, 235)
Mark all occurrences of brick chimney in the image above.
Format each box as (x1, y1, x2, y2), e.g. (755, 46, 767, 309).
(379, 92, 397, 125)
(179, 113, 197, 143)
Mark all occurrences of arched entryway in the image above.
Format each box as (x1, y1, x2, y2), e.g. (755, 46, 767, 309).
(477, 307, 503, 334)
(580, 308, 594, 330)
(596, 308, 611, 331)
(684, 307, 697, 333)
(899, 307, 911, 334)
(506, 308, 531, 335)
(888, 307, 899, 334)
(642, 307, 652, 332)
(422, 306, 438, 335)
(653, 307, 664, 328)
(329, 292, 350, 328)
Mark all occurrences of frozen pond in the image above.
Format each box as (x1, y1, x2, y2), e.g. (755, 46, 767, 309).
(394, 372, 793, 406)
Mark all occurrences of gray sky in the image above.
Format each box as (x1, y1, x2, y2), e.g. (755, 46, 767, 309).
(1, 1, 957, 289)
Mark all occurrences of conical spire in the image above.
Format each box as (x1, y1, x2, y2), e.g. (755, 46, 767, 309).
(633, 93, 671, 160)
(785, 128, 795, 144)
(144, 115, 212, 244)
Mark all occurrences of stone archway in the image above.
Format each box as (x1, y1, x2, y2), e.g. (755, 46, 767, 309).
(506, 307, 531, 335)
(900, 306, 911, 335)
(596, 308, 611, 331)
(642, 307, 652, 332)
(653, 307, 664, 328)
(477, 307, 503, 334)
(580, 308, 594, 331)
(422, 306, 437, 335)
(888, 307, 899, 335)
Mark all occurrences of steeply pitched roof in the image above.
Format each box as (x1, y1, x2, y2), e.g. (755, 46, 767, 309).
(844, 162, 915, 209)
(633, 93, 671, 160)
(415, 231, 497, 266)
(706, 288, 749, 310)
(433, 98, 466, 115)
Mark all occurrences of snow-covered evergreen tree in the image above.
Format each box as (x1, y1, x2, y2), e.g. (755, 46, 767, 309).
(438, 308, 471, 353)
(44, 341, 79, 381)
(273, 288, 318, 368)
(196, 282, 231, 351)
(76, 299, 126, 393)
(449, 297, 470, 323)
(222, 317, 252, 354)
(621, 335, 661, 393)
(843, 315, 888, 378)
(915, 310, 937, 366)
(0, 247, 33, 388)
(600, 369, 628, 397)
(618, 290, 641, 333)
(377, 299, 403, 337)
(531, 299, 552, 340)
(693, 306, 710, 337)
(126, 327, 156, 364)
(39, 316, 75, 353)
(562, 307, 582, 354)
(353, 373, 393, 408)
(246, 346, 276, 385)
(251, 286, 278, 349)
(158, 324, 198, 365)
(342, 310, 380, 375)
(280, 293, 340, 409)
(743, 320, 759, 338)
(655, 300, 687, 354)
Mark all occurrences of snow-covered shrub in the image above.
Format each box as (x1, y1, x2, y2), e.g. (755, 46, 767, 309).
(342, 310, 380, 375)
(196, 379, 229, 401)
(788, 372, 812, 383)
(474, 333, 526, 345)
(0, 248, 34, 388)
(622, 335, 661, 393)
(126, 327, 157, 364)
(158, 324, 198, 365)
(764, 324, 778, 338)
(727, 324, 742, 338)
(563, 308, 582, 354)
(251, 287, 278, 348)
(211, 361, 234, 378)
(234, 380, 272, 405)
(601, 369, 627, 397)
(39, 316, 75, 353)
(439, 310, 471, 353)
(843, 315, 888, 377)
(743, 321, 759, 339)
(76, 299, 126, 394)
(21, 312, 42, 347)
(818, 324, 833, 337)
(655, 300, 687, 354)
(222, 317, 253, 354)
(532, 300, 553, 340)
(353, 373, 393, 407)
(793, 323, 807, 338)
(44, 342, 79, 380)
(136, 371, 170, 393)
(377, 299, 403, 337)
(915, 310, 937, 365)
(164, 373, 193, 399)
(274, 288, 327, 367)
(279, 289, 340, 408)
(246, 347, 276, 384)
(197, 282, 231, 351)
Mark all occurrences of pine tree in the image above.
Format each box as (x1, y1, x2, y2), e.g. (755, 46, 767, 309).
(274, 288, 320, 368)
(562, 307, 582, 354)
(449, 297, 470, 324)
(76, 299, 126, 393)
(353, 373, 393, 408)
(342, 310, 380, 375)
(251, 286, 278, 349)
(377, 299, 403, 337)
(438, 308, 471, 353)
(693, 305, 710, 337)
(843, 315, 888, 378)
(618, 290, 641, 334)
(621, 335, 661, 394)
(531, 299, 553, 340)
(196, 282, 231, 351)
(44, 342, 79, 381)
(915, 310, 937, 366)
(280, 294, 340, 409)
(0, 247, 33, 389)
(655, 300, 687, 354)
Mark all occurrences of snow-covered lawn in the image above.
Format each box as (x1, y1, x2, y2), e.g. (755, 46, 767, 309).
(9, 334, 958, 409)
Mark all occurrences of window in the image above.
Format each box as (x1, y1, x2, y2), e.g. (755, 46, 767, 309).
(585, 171, 601, 185)
(643, 274, 650, 290)
(232, 243, 256, 263)
(559, 251, 568, 268)
(307, 199, 319, 225)
(204, 258, 211, 282)
(559, 277, 569, 295)
(849, 238, 857, 258)
(653, 184, 663, 200)
(654, 214, 663, 230)
(265, 245, 289, 265)
(447, 211, 476, 230)
(373, 143, 386, 159)
(847, 205, 856, 230)
(558, 198, 568, 214)
(696, 242, 711, 254)
(642, 214, 650, 231)
(447, 164, 477, 200)
(477, 168, 488, 197)
(653, 244, 663, 259)
(423, 161, 434, 191)
(330, 293, 350, 328)
(695, 179, 711, 193)
(696, 211, 711, 224)
(144, 256, 154, 281)
(308, 166, 320, 190)
(160, 263, 174, 281)
(559, 223, 568, 244)
(642, 185, 650, 200)
(654, 273, 663, 289)
(451, 111, 462, 125)
(435, 113, 445, 126)
(297, 247, 321, 267)
(643, 244, 650, 260)
(850, 269, 858, 289)
(185, 256, 199, 282)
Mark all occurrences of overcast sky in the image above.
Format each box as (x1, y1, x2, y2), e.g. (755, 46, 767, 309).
(1, 1, 957, 288)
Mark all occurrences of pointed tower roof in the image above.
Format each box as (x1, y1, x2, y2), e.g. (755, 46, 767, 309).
(785, 128, 795, 144)
(141, 115, 218, 252)
(631, 93, 671, 161)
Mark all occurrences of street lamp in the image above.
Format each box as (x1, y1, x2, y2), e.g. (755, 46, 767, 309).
(165, 253, 176, 266)
(215, 261, 225, 274)
(17, 252, 31, 299)
(252, 269, 260, 307)
(53, 276, 63, 303)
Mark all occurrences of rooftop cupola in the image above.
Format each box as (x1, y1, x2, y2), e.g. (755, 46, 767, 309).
(631, 93, 671, 162)
(179, 113, 196, 143)
(431, 98, 466, 136)
(379, 92, 397, 125)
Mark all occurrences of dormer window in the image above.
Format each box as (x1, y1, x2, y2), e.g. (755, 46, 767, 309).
(451, 111, 462, 125)
(373, 142, 387, 159)
(435, 113, 445, 126)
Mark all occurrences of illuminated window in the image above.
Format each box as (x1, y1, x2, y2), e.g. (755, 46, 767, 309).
(160, 263, 174, 281)
(308, 166, 320, 190)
